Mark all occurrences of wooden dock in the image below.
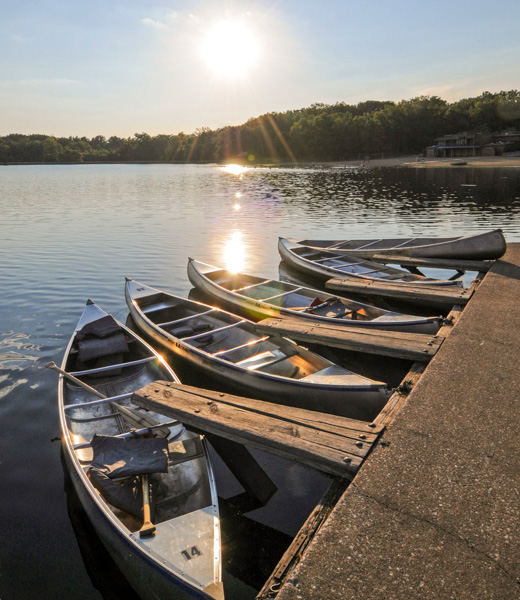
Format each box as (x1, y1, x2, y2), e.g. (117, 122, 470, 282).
(325, 277, 474, 309)
(132, 382, 384, 478)
(254, 317, 443, 362)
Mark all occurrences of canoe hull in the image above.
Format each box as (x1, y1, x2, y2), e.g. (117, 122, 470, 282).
(187, 258, 440, 335)
(59, 302, 223, 600)
(297, 230, 506, 260)
(126, 280, 389, 421)
(278, 238, 462, 287)
(63, 447, 214, 600)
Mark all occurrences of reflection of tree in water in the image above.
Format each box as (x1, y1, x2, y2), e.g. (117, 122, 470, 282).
(255, 167, 520, 227)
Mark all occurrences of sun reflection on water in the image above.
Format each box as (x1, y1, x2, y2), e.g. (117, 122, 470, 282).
(222, 230, 245, 273)
(221, 164, 249, 176)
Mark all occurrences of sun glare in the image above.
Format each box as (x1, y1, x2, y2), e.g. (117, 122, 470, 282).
(221, 164, 249, 175)
(223, 230, 245, 273)
(200, 19, 260, 80)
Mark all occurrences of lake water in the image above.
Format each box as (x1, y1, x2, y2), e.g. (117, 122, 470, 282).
(1, 163, 519, 600)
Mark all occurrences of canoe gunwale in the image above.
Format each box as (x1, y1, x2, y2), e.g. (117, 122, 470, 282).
(295, 229, 507, 260)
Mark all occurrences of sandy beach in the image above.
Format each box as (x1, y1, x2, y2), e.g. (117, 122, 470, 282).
(335, 155, 520, 168)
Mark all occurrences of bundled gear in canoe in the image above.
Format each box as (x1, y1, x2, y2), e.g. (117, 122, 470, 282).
(88, 434, 169, 519)
(75, 314, 129, 365)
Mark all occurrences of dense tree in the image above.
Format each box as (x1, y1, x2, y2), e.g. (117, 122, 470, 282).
(1, 91, 519, 164)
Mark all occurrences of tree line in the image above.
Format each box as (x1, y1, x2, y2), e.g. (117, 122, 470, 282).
(1, 90, 519, 164)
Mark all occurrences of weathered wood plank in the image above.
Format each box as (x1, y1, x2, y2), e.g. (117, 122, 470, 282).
(183, 385, 380, 439)
(253, 317, 442, 362)
(370, 254, 492, 273)
(326, 277, 473, 309)
(132, 382, 384, 478)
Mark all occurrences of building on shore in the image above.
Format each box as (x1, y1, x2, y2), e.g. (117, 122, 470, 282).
(426, 130, 520, 158)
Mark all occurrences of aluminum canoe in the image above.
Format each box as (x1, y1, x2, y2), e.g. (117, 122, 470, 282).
(292, 229, 506, 260)
(125, 278, 389, 421)
(187, 258, 441, 335)
(278, 238, 464, 287)
(58, 300, 223, 600)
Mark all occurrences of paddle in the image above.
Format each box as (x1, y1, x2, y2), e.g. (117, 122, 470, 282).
(46, 361, 170, 437)
(139, 474, 156, 537)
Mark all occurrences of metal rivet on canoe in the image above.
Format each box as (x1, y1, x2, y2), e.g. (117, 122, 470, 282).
(166, 383, 171, 387)
(219, 393, 225, 397)
(369, 423, 376, 428)
(343, 457, 352, 463)
(356, 441, 363, 447)
(154, 389, 159, 393)
(359, 434, 367, 440)
(195, 409, 200, 413)
(144, 394, 149, 398)
(207, 401, 213, 405)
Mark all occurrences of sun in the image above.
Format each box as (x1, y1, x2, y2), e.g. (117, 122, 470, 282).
(200, 19, 260, 80)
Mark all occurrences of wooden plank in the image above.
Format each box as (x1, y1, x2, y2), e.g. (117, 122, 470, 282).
(254, 317, 442, 362)
(370, 254, 492, 273)
(326, 277, 473, 309)
(131, 383, 384, 478)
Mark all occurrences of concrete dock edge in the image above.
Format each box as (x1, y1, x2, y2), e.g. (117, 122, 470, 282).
(276, 244, 520, 600)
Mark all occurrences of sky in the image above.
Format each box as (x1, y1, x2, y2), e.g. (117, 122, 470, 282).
(0, 0, 519, 138)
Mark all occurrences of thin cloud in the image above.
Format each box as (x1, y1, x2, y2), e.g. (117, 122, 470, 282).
(141, 11, 179, 30)
(416, 85, 458, 98)
(141, 17, 168, 29)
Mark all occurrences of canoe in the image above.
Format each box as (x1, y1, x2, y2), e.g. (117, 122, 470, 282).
(290, 229, 506, 260)
(57, 300, 223, 600)
(278, 238, 463, 287)
(187, 258, 441, 335)
(125, 278, 389, 420)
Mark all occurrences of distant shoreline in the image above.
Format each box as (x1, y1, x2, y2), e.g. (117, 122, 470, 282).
(2, 156, 520, 168)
